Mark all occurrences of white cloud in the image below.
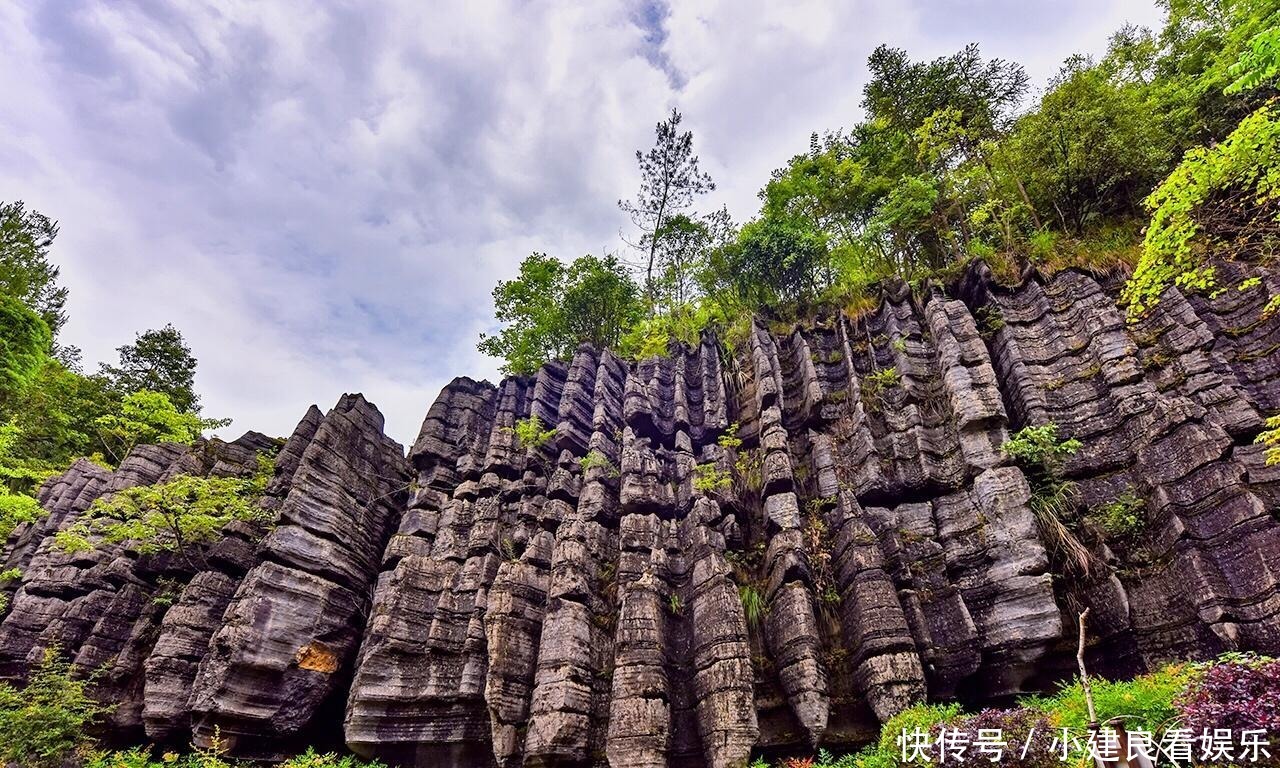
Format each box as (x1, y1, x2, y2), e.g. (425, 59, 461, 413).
(0, 0, 1165, 446)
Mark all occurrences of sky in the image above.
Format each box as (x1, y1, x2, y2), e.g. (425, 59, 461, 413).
(0, 0, 1165, 449)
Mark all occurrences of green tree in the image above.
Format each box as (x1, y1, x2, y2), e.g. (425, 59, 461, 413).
(702, 214, 831, 312)
(0, 201, 67, 339)
(479, 253, 642, 374)
(619, 108, 716, 302)
(5, 360, 115, 467)
(0, 422, 46, 539)
(55, 457, 272, 570)
(0, 294, 52, 412)
(1007, 57, 1172, 234)
(94, 390, 221, 464)
(99, 325, 201, 413)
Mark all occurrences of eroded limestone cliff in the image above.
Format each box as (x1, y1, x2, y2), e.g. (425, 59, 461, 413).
(2, 266, 1278, 767)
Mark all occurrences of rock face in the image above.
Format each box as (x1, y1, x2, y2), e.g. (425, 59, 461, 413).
(1, 265, 1278, 766)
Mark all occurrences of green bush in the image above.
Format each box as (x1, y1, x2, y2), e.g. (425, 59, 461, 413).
(510, 415, 556, 450)
(84, 746, 388, 768)
(1090, 489, 1146, 539)
(0, 648, 109, 768)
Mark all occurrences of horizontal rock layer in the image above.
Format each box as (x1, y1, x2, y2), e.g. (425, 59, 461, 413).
(0, 264, 1277, 766)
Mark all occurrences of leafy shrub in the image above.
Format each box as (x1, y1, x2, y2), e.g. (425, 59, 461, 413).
(94, 390, 224, 465)
(1123, 104, 1280, 317)
(0, 486, 44, 541)
(84, 746, 390, 768)
(1003, 423, 1081, 473)
(280, 748, 388, 768)
(578, 449, 619, 477)
(1177, 653, 1280, 735)
(862, 367, 900, 403)
(0, 648, 109, 768)
(693, 462, 732, 493)
(1090, 489, 1146, 539)
(1258, 413, 1280, 466)
(510, 415, 556, 450)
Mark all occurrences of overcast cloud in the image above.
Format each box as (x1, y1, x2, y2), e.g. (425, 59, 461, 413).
(0, 0, 1164, 447)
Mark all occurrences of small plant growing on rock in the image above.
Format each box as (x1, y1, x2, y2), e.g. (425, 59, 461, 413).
(739, 583, 767, 628)
(1258, 413, 1280, 466)
(1003, 423, 1081, 473)
(862, 367, 900, 403)
(1004, 423, 1092, 575)
(510, 415, 557, 450)
(1090, 489, 1146, 539)
(578, 449, 619, 477)
(974, 304, 1005, 339)
(666, 593, 684, 615)
(693, 462, 732, 494)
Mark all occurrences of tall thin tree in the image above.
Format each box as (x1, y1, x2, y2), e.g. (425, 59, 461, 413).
(619, 108, 715, 304)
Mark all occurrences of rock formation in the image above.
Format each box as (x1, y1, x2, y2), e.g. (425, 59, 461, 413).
(1, 265, 1278, 766)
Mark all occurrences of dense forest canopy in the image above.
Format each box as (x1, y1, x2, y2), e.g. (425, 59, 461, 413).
(480, 0, 1280, 380)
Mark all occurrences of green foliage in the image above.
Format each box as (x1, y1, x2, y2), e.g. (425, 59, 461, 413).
(94, 390, 223, 464)
(1005, 424, 1091, 573)
(5, 359, 116, 468)
(666, 593, 684, 615)
(55, 456, 272, 568)
(739, 584, 767, 628)
(702, 213, 832, 313)
(1007, 56, 1172, 234)
(862, 367, 900, 403)
(479, 253, 643, 375)
(578, 449, 618, 476)
(0, 200, 67, 338)
(0, 648, 109, 768)
(1090, 488, 1147, 539)
(100, 325, 203, 414)
(510, 415, 557, 451)
(0, 293, 51, 409)
(693, 462, 732, 494)
(1124, 103, 1280, 316)
(1003, 423, 1082, 473)
(0, 488, 45, 544)
(1226, 20, 1280, 94)
(1024, 662, 1198, 735)
(1258, 413, 1280, 465)
(84, 746, 389, 768)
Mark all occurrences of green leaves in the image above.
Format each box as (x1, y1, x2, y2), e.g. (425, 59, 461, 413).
(0, 293, 51, 410)
(509, 415, 556, 450)
(1124, 104, 1280, 316)
(54, 456, 273, 566)
(479, 253, 642, 375)
(0, 201, 67, 338)
(94, 390, 226, 465)
(1226, 23, 1280, 94)
(0, 648, 110, 768)
(99, 324, 203, 414)
(1003, 423, 1082, 472)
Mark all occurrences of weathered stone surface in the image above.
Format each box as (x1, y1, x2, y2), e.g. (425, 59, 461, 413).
(1, 262, 1277, 766)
